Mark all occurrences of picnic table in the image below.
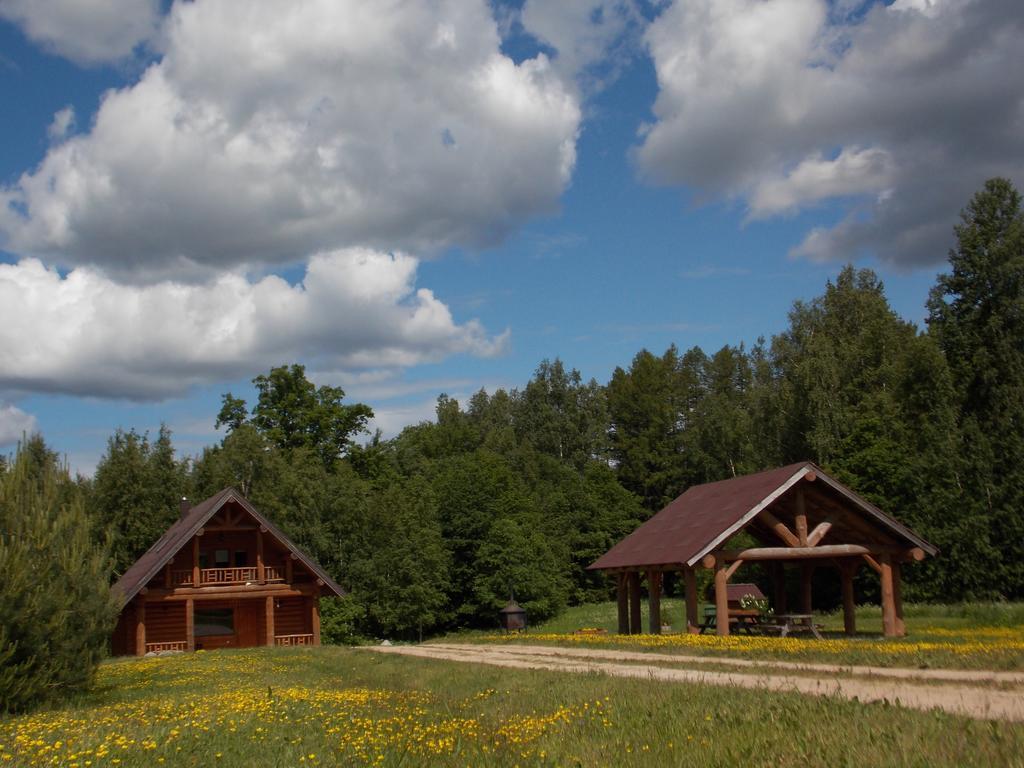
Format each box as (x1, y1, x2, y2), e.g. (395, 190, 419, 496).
(761, 613, 824, 639)
(699, 607, 763, 635)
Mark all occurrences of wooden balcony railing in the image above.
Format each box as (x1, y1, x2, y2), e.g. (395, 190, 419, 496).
(170, 565, 285, 587)
(275, 634, 314, 647)
(146, 641, 187, 653)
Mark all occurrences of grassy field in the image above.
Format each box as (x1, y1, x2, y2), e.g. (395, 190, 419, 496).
(454, 600, 1024, 670)
(3, 646, 1024, 767)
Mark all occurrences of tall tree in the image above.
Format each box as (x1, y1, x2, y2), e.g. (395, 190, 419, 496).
(90, 426, 189, 576)
(927, 178, 1024, 595)
(217, 364, 373, 468)
(0, 436, 117, 713)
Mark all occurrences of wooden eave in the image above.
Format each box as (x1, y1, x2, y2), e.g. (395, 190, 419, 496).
(112, 487, 344, 606)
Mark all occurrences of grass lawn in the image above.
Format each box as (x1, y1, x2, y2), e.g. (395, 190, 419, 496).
(452, 600, 1024, 670)
(2, 646, 1023, 767)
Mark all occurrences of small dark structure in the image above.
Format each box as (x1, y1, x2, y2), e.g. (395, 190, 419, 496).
(110, 488, 344, 655)
(499, 598, 527, 632)
(590, 462, 936, 638)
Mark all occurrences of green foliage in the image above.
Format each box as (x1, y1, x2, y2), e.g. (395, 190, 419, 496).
(318, 597, 365, 645)
(0, 436, 117, 713)
(89, 425, 190, 577)
(219, 364, 374, 468)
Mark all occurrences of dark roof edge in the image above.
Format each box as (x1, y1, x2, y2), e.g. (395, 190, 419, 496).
(684, 463, 815, 567)
(113, 487, 344, 605)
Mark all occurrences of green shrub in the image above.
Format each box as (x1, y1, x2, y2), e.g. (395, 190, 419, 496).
(319, 596, 367, 645)
(0, 437, 118, 713)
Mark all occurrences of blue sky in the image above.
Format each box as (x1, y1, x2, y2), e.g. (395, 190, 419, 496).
(1, 0, 1020, 475)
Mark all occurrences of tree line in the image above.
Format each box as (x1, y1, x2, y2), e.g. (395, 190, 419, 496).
(2, 177, 1022, 709)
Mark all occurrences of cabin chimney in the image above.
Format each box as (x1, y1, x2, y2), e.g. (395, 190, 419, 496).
(179, 497, 191, 518)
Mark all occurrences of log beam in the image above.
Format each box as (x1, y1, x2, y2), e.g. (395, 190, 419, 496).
(257, 529, 266, 585)
(795, 489, 809, 546)
(192, 537, 200, 587)
(806, 520, 833, 547)
(265, 595, 275, 646)
(724, 559, 744, 581)
(185, 598, 194, 651)
(135, 598, 146, 656)
(703, 544, 921, 565)
(684, 567, 699, 634)
(893, 561, 906, 636)
(759, 509, 800, 547)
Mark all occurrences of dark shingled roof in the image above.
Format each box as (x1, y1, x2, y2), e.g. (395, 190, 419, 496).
(590, 462, 936, 571)
(112, 487, 344, 605)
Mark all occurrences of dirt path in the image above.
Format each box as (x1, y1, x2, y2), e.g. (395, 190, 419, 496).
(364, 642, 1024, 722)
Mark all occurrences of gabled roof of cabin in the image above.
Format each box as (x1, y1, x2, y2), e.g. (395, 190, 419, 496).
(112, 487, 345, 605)
(589, 461, 937, 571)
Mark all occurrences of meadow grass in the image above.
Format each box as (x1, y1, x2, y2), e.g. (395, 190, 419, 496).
(456, 600, 1024, 670)
(2, 646, 1023, 767)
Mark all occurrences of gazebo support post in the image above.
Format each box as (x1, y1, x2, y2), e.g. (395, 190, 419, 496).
(840, 560, 857, 635)
(647, 570, 662, 634)
(684, 567, 699, 634)
(616, 573, 629, 635)
(879, 553, 897, 637)
(628, 571, 642, 635)
(771, 562, 787, 614)
(714, 555, 730, 637)
(893, 561, 906, 636)
(800, 563, 814, 615)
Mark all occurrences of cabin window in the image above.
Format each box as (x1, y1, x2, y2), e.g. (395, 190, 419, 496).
(234, 550, 248, 567)
(194, 608, 234, 637)
(199, 551, 209, 569)
(214, 549, 230, 567)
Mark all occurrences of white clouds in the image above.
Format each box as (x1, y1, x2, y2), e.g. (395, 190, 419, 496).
(637, 0, 1024, 266)
(520, 1, 643, 89)
(0, 250, 507, 400)
(46, 106, 76, 142)
(0, 0, 580, 281)
(0, 0, 160, 65)
(0, 403, 37, 445)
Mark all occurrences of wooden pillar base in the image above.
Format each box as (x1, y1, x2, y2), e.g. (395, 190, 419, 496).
(714, 556, 730, 637)
(647, 570, 662, 634)
(616, 573, 629, 635)
(627, 572, 642, 635)
(684, 567, 699, 634)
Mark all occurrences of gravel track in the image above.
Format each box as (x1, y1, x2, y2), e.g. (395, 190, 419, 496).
(365, 642, 1024, 722)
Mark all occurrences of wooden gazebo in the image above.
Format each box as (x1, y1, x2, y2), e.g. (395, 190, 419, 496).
(589, 462, 936, 637)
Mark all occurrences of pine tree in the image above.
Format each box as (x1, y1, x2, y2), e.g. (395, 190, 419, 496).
(0, 437, 117, 713)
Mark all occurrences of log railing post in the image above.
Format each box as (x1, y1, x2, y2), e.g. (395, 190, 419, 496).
(714, 555, 730, 637)
(684, 567, 699, 634)
(627, 572, 642, 635)
(616, 573, 629, 635)
(840, 561, 856, 635)
(879, 553, 897, 637)
(647, 570, 662, 634)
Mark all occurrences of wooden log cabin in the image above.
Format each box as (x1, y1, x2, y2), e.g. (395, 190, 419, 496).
(590, 462, 937, 638)
(111, 487, 344, 656)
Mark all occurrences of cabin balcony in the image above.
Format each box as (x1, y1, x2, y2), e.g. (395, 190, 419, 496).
(170, 565, 285, 587)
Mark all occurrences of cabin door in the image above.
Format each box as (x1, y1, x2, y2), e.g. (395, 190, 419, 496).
(235, 600, 263, 648)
